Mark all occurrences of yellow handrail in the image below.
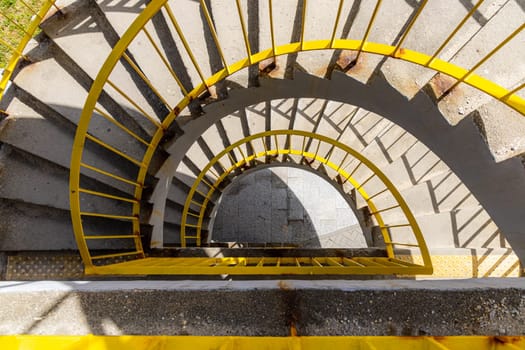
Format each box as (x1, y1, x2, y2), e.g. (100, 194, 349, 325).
(0, 0, 58, 104)
(179, 130, 432, 275)
(69, 0, 524, 274)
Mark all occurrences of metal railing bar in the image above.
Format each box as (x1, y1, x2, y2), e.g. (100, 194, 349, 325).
(301, 135, 307, 154)
(336, 152, 350, 172)
(367, 188, 388, 201)
(327, 257, 344, 267)
(164, 3, 208, 87)
(311, 257, 323, 267)
(388, 258, 417, 267)
(106, 79, 162, 128)
(300, 0, 307, 50)
(184, 224, 201, 228)
(0, 12, 33, 36)
(312, 139, 321, 159)
(268, 0, 276, 55)
(142, 27, 189, 96)
(324, 146, 335, 163)
(91, 251, 142, 260)
(85, 235, 138, 240)
(121, 52, 173, 110)
(369, 204, 401, 215)
(330, 0, 344, 47)
(206, 166, 221, 180)
(425, 0, 485, 66)
(17, 0, 39, 16)
(85, 134, 144, 167)
(356, 0, 382, 62)
(502, 81, 525, 100)
(376, 259, 409, 267)
(343, 257, 365, 267)
(80, 162, 142, 187)
(392, 0, 429, 57)
(236, 146, 247, 160)
(200, 177, 216, 189)
(94, 107, 150, 146)
(0, 37, 27, 59)
(235, 0, 253, 63)
(190, 200, 204, 207)
(380, 223, 411, 229)
(226, 151, 237, 166)
(78, 188, 138, 204)
(354, 258, 383, 267)
(444, 23, 525, 95)
(389, 242, 420, 247)
(347, 161, 362, 178)
(194, 188, 210, 199)
(199, 0, 231, 74)
(355, 173, 375, 190)
(80, 212, 138, 221)
(261, 137, 269, 152)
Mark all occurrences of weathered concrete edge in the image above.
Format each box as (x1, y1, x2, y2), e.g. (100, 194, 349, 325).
(1, 278, 524, 294)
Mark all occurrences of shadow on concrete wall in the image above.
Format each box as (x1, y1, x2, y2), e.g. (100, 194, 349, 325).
(210, 166, 367, 248)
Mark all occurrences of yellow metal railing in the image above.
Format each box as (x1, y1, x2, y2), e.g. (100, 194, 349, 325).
(0, 0, 58, 105)
(69, 0, 525, 275)
(181, 132, 426, 253)
(176, 130, 432, 275)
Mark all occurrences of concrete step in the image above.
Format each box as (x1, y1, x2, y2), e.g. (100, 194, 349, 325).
(209, 0, 256, 88)
(14, 40, 148, 164)
(379, 0, 509, 98)
(0, 199, 134, 251)
(433, 0, 525, 126)
(0, 279, 524, 334)
(473, 98, 525, 162)
(0, 144, 136, 218)
(0, 94, 140, 194)
(372, 207, 509, 250)
(162, 221, 182, 246)
(364, 172, 482, 223)
(25, 33, 155, 140)
(299, 224, 369, 249)
(100, 0, 213, 108)
(42, 0, 168, 130)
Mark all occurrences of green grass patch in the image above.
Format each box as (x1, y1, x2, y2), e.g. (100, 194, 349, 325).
(0, 0, 47, 68)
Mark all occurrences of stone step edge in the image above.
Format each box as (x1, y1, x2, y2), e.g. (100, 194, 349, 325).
(0, 277, 525, 294)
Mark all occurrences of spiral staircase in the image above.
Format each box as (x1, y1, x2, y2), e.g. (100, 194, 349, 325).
(0, 0, 525, 279)
(2, 0, 525, 345)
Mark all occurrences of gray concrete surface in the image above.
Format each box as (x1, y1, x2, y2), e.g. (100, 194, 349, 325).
(0, 279, 524, 335)
(1, 0, 524, 269)
(154, 73, 523, 259)
(212, 167, 364, 247)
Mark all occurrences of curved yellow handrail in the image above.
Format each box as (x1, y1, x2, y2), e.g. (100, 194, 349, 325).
(0, 0, 58, 104)
(70, 0, 523, 273)
(180, 130, 432, 274)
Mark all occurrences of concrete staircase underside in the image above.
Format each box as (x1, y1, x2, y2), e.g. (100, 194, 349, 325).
(0, 0, 524, 278)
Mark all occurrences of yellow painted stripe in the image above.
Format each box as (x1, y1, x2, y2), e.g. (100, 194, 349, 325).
(0, 335, 524, 350)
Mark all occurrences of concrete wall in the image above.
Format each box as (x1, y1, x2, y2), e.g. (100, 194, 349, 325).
(211, 166, 366, 247)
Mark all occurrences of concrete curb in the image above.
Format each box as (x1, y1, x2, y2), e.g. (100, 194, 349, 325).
(1, 278, 524, 293)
